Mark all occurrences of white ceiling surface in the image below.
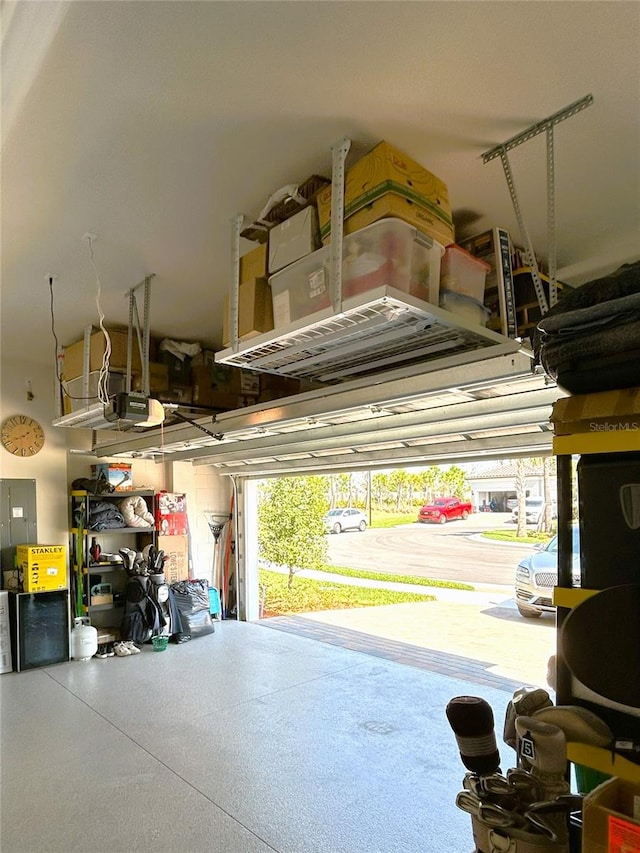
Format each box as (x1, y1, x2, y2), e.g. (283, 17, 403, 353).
(2, 1, 639, 473)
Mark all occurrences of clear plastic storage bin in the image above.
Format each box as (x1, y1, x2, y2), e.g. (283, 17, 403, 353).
(269, 218, 444, 329)
(440, 243, 491, 302)
(439, 290, 489, 327)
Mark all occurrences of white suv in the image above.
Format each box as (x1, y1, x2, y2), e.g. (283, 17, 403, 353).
(324, 508, 368, 534)
(511, 497, 557, 525)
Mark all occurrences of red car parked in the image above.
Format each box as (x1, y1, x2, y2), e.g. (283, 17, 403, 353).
(418, 497, 472, 524)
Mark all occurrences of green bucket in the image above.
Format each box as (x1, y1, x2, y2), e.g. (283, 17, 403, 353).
(152, 636, 168, 652)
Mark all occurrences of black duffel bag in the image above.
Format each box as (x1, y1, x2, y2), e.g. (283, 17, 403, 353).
(170, 579, 215, 638)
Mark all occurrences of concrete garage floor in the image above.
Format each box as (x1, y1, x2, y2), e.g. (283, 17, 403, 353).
(1, 618, 523, 853)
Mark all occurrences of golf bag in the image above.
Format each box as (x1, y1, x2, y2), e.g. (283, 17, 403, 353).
(120, 575, 167, 645)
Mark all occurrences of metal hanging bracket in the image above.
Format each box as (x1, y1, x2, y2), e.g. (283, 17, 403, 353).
(482, 94, 594, 316)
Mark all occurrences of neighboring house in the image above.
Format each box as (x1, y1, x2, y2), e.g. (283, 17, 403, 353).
(466, 463, 556, 513)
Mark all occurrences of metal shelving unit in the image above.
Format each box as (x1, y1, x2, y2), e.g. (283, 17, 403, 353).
(218, 137, 525, 385)
(215, 285, 521, 384)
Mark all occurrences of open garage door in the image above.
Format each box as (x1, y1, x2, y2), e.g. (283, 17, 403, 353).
(92, 351, 562, 475)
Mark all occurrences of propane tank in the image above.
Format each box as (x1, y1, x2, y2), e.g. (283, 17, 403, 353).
(71, 617, 98, 661)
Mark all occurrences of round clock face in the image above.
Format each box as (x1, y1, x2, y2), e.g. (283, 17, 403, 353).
(1, 415, 45, 457)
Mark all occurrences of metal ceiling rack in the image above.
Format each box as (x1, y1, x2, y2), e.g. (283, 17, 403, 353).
(217, 286, 520, 384)
(53, 274, 156, 430)
(219, 136, 524, 384)
(482, 94, 594, 315)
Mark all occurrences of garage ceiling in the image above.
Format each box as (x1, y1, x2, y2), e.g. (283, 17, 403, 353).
(2, 1, 638, 470)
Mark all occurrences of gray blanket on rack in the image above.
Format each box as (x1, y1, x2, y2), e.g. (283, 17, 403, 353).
(534, 260, 640, 390)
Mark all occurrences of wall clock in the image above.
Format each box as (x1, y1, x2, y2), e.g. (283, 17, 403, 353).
(1, 415, 45, 457)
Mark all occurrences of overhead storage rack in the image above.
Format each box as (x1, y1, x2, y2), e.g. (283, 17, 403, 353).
(215, 285, 521, 384)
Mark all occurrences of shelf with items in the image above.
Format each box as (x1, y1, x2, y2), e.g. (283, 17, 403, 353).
(217, 139, 526, 385)
(70, 490, 156, 631)
(553, 393, 640, 786)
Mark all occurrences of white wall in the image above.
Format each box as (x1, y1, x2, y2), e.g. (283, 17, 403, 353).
(0, 357, 69, 549)
(1, 356, 232, 595)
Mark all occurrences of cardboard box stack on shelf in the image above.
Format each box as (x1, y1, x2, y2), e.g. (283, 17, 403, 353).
(60, 327, 156, 415)
(192, 352, 304, 409)
(226, 140, 458, 343)
(223, 243, 273, 346)
(316, 141, 454, 248)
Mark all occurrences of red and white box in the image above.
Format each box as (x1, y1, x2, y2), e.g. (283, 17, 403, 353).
(155, 492, 189, 536)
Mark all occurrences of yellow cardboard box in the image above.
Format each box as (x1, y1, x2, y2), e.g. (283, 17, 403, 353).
(239, 243, 268, 283)
(551, 389, 640, 436)
(330, 194, 454, 248)
(17, 545, 67, 592)
(582, 777, 640, 853)
(223, 278, 274, 346)
(316, 141, 453, 245)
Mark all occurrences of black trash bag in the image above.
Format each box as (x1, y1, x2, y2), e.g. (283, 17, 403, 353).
(170, 579, 215, 638)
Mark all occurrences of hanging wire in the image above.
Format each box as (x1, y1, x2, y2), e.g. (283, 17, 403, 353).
(84, 234, 112, 405)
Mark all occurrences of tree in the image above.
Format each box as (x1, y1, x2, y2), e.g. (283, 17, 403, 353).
(515, 459, 528, 538)
(258, 476, 329, 589)
(441, 465, 469, 499)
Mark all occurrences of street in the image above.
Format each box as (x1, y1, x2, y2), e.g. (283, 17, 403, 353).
(325, 512, 536, 586)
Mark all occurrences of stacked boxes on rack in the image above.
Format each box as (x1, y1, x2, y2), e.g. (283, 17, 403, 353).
(226, 141, 455, 337)
(316, 140, 454, 248)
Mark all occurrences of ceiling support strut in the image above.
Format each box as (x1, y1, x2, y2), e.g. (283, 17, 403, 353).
(482, 93, 594, 315)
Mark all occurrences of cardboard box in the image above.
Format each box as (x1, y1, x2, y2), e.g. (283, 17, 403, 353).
(91, 463, 133, 491)
(551, 389, 640, 436)
(17, 545, 67, 593)
(158, 350, 192, 385)
(158, 534, 190, 584)
(155, 492, 189, 536)
(90, 593, 113, 606)
(239, 243, 268, 282)
(62, 328, 147, 381)
(223, 278, 274, 346)
(132, 362, 170, 394)
(316, 141, 453, 245)
(156, 384, 193, 406)
(268, 206, 320, 274)
(325, 194, 454, 249)
(582, 777, 640, 853)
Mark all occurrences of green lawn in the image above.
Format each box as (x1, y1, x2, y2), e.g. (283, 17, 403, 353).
(312, 563, 473, 591)
(259, 569, 436, 616)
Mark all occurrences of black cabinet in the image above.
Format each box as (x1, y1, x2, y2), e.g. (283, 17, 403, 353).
(9, 590, 70, 671)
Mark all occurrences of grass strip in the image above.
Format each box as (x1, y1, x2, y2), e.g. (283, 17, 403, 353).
(259, 569, 436, 615)
(314, 564, 474, 591)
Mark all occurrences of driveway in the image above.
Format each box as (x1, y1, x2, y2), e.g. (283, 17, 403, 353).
(325, 513, 535, 586)
(273, 515, 557, 690)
